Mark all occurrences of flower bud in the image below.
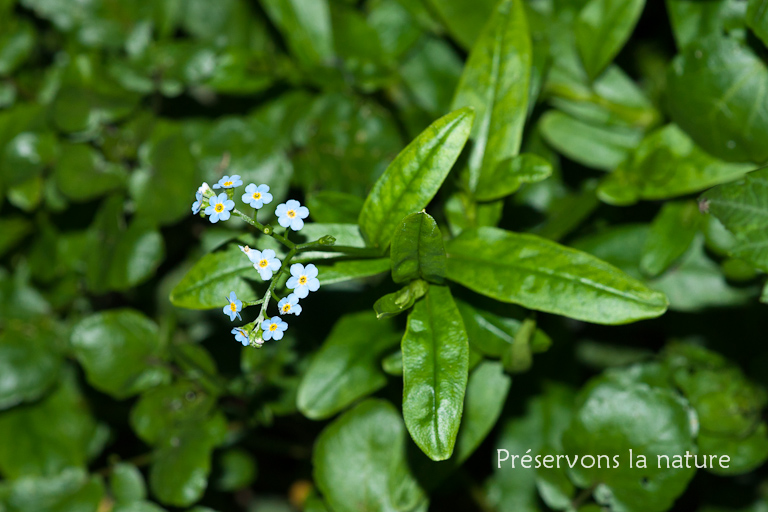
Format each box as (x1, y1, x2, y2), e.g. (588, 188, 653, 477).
(319, 235, 336, 246)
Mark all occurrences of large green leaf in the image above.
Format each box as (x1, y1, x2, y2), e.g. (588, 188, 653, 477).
(149, 412, 227, 507)
(358, 107, 474, 250)
(666, 35, 768, 163)
(640, 201, 701, 277)
(474, 153, 552, 202)
(598, 124, 754, 206)
(297, 312, 399, 420)
(562, 375, 696, 512)
(421, 0, 496, 50)
(0, 323, 62, 410)
(259, 0, 333, 68)
(666, 0, 744, 50)
(451, 0, 531, 192)
(574, 0, 645, 80)
(71, 310, 170, 399)
(402, 285, 469, 461)
(702, 168, 768, 272)
(2, 468, 104, 512)
(110, 463, 147, 504)
(0, 369, 104, 478)
(316, 258, 390, 286)
(445, 227, 668, 325)
(313, 399, 427, 512)
(390, 211, 446, 284)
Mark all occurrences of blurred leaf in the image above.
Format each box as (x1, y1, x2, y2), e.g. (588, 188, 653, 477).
(452, 0, 531, 192)
(390, 211, 446, 284)
(641, 201, 701, 277)
(444, 191, 503, 236)
(698, 423, 768, 476)
(2, 468, 104, 512)
(703, 168, 768, 271)
(316, 258, 390, 286)
(401, 37, 463, 116)
(110, 463, 147, 504)
(0, 369, 103, 478)
(667, 35, 768, 163)
(0, 217, 31, 259)
(598, 124, 753, 206)
(667, 0, 746, 50)
(0, 20, 35, 76)
(71, 310, 170, 399)
(359, 107, 474, 249)
(445, 227, 668, 325)
(747, 0, 768, 47)
(149, 412, 227, 507)
(54, 143, 127, 201)
(539, 110, 642, 171)
(259, 0, 333, 68)
(214, 449, 257, 492)
(0, 323, 62, 410)
(474, 153, 552, 202)
(297, 311, 399, 420)
(305, 191, 364, 224)
(562, 375, 696, 512)
(2, 131, 57, 187)
(422, 0, 496, 49)
(574, 0, 645, 80)
(402, 285, 469, 460)
(313, 399, 427, 512)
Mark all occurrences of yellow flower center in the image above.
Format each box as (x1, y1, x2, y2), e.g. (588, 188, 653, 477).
(214, 203, 224, 213)
(287, 209, 296, 218)
(299, 276, 307, 285)
(253, 192, 261, 200)
(282, 304, 291, 313)
(259, 259, 268, 268)
(230, 302, 237, 312)
(224, 181, 233, 187)
(269, 323, 278, 331)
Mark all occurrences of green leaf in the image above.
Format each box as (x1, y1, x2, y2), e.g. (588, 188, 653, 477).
(259, 0, 333, 68)
(401, 37, 464, 116)
(3, 468, 104, 512)
(305, 191, 364, 224)
(0, 369, 104, 478)
(54, 143, 127, 201)
(445, 227, 668, 325)
(456, 299, 551, 358)
(451, 0, 531, 192)
(297, 311, 399, 420)
(402, 285, 469, 460)
(0, 20, 35, 76)
(170, 243, 256, 309)
(640, 201, 701, 277)
(422, 0, 496, 50)
(373, 279, 429, 319)
(0, 216, 30, 258)
(0, 324, 62, 410)
(71, 310, 170, 399)
(539, 110, 642, 171)
(666, 35, 768, 163)
(666, 0, 745, 50)
(214, 449, 257, 492)
(390, 211, 447, 284)
(358, 107, 474, 250)
(598, 124, 753, 206)
(574, 0, 645, 80)
(313, 399, 427, 512)
(317, 258, 390, 286)
(748, 0, 768, 47)
(698, 423, 768, 476)
(562, 375, 696, 512)
(130, 381, 217, 445)
(474, 153, 553, 202)
(111, 463, 147, 504)
(702, 168, 768, 272)
(149, 412, 227, 507)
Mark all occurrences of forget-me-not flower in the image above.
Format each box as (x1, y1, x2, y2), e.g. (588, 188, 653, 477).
(287, 263, 320, 299)
(242, 183, 273, 209)
(198, 182, 213, 197)
(251, 249, 281, 280)
(223, 291, 242, 321)
(192, 190, 204, 214)
(232, 327, 249, 346)
(239, 245, 259, 264)
(213, 175, 243, 189)
(205, 193, 235, 223)
(261, 316, 288, 341)
(275, 200, 309, 231)
(278, 294, 302, 316)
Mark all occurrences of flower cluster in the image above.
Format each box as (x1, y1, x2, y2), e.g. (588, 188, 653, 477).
(191, 176, 321, 348)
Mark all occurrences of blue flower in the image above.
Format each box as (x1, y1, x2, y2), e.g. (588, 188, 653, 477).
(238, 245, 259, 264)
(232, 327, 249, 346)
(242, 183, 273, 209)
(213, 175, 243, 189)
(261, 316, 288, 341)
(223, 291, 242, 321)
(278, 294, 302, 316)
(286, 263, 320, 299)
(192, 190, 203, 214)
(275, 199, 309, 231)
(251, 249, 281, 280)
(204, 193, 235, 223)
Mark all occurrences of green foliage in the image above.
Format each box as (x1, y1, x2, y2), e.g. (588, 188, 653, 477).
(4, 0, 768, 510)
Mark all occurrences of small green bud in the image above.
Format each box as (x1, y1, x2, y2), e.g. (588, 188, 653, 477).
(319, 235, 336, 246)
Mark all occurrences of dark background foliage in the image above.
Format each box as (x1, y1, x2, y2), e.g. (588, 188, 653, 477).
(2, 0, 768, 511)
